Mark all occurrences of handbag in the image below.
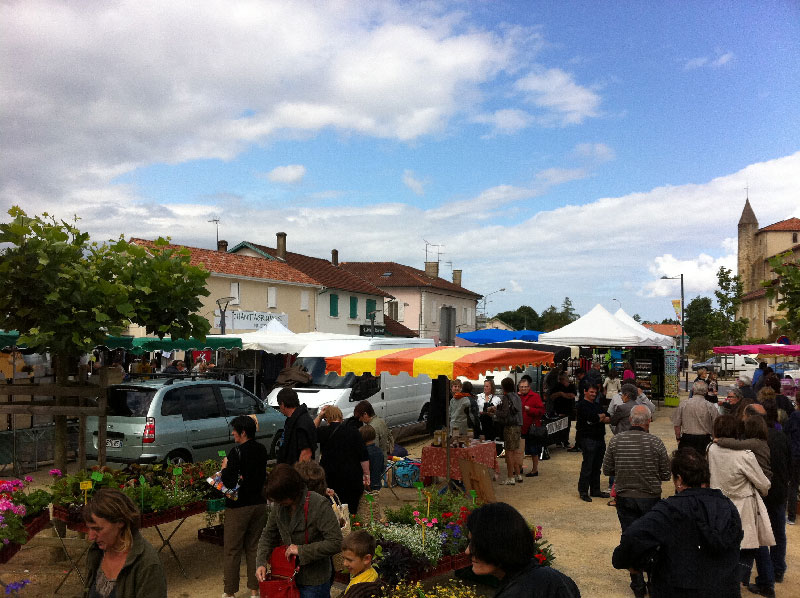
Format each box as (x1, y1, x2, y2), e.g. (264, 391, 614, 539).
(260, 492, 310, 598)
(527, 424, 548, 443)
(331, 492, 351, 536)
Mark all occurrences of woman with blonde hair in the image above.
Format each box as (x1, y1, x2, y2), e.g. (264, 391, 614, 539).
(83, 488, 166, 598)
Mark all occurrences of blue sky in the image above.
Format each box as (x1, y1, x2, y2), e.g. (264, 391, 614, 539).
(2, 1, 800, 324)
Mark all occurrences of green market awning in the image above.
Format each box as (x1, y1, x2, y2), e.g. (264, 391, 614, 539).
(131, 336, 242, 352)
(0, 331, 135, 351)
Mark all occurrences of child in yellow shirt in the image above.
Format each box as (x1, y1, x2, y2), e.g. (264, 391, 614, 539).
(342, 531, 379, 597)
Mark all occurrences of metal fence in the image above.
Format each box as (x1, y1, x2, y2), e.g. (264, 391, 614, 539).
(0, 422, 79, 474)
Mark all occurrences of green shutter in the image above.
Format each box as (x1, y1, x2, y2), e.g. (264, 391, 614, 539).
(366, 299, 377, 319)
(330, 293, 339, 317)
(350, 296, 358, 319)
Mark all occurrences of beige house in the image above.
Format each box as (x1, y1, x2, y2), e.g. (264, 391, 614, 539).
(128, 238, 322, 335)
(340, 261, 481, 345)
(737, 200, 800, 339)
(228, 234, 393, 335)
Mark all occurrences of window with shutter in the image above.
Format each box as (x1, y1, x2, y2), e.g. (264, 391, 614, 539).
(230, 282, 240, 305)
(350, 296, 358, 319)
(300, 290, 309, 311)
(267, 286, 277, 308)
(366, 298, 377, 319)
(330, 293, 339, 317)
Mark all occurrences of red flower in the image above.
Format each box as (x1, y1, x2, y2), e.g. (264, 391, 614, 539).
(534, 553, 546, 564)
(442, 512, 453, 518)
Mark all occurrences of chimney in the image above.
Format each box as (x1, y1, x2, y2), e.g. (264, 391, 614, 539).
(276, 232, 287, 260)
(424, 261, 439, 279)
(331, 249, 339, 266)
(452, 269, 462, 286)
(217, 239, 228, 252)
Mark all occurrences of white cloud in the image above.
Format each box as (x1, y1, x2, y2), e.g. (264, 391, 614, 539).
(403, 170, 426, 196)
(573, 142, 616, 164)
(265, 165, 306, 184)
(514, 68, 601, 125)
(684, 50, 734, 70)
(642, 252, 738, 298)
(471, 109, 532, 135)
(0, 0, 512, 201)
(509, 280, 523, 293)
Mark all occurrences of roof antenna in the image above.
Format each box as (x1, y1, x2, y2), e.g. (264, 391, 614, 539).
(423, 239, 442, 262)
(208, 218, 220, 246)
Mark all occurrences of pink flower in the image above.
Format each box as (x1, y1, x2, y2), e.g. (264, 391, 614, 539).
(49, 469, 63, 477)
(412, 511, 420, 517)
(426, 522, 433, 527)
(24, 476, 34, 483)
(431, 518, 438, 524)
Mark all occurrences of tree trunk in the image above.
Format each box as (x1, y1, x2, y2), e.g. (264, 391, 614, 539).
(51, 354, 70, 560)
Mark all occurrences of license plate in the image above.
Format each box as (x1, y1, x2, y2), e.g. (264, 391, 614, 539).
(106, 439, 122, 448)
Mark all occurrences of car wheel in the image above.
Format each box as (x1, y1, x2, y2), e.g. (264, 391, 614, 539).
(418, 403, 430, 423)
(269, 431, 282, 460)
(165, 450, 192, 466)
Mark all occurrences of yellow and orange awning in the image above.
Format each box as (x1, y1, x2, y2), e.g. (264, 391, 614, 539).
(325, 346, 554, 380)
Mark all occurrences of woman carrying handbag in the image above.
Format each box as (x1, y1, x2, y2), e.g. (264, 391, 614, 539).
(256, 465, 343, 598)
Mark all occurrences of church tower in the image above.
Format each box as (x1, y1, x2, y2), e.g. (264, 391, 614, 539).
(737, 199, 758, 294)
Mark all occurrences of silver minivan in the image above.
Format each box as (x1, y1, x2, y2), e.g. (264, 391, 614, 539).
(86, 379, 285, 465)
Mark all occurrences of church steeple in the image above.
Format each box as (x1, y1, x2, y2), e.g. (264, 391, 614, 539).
(738, 198, 758, 227)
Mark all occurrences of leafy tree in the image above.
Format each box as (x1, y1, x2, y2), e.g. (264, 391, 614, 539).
(683, 296, 715, 344)
(714, 266, 748, 345)
(764, 251, 800, 339)
(632, 313, 642, 322)
(661, 317, 680, 325)
(561, 297, 578, 323)
(494, 305, 541, 331)
(0, 207, 211, 471)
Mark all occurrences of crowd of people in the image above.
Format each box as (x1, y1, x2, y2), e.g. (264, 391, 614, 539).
(75, 360, 800, 598)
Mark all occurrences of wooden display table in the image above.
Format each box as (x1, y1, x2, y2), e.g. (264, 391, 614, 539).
(420, 441, 499, 481)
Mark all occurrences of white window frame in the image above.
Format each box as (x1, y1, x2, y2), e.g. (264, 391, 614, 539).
(230, 282, 240, 305)
(300, 290, 309, 311)
(267, 286, 277, 309)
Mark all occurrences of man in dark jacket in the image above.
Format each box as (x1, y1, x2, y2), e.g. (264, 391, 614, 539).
(785, 409, 800, 526)
(612, 448, 744, 598)
(275, 387, 317, 465)
(576, 384, 610, 502)
(220, 415, 268, 598)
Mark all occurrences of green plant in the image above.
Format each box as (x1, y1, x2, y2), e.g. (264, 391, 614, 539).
(381, 580, 479, 598)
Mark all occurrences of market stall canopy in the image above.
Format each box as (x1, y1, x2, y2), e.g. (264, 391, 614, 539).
(325, 346, 554, 380)
(538, 304, 663, 347)
(456, 328, 543, 344)
(714, 344, 800, 357)
(0, 330, 135, 350)
(479, 341, 572, 364)
(613, 308, 674, 349)
(131, 335, 242, 351)
(217, 328, 366, 354)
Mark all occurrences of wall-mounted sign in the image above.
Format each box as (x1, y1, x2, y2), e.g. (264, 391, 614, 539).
(215, 310, 289, 330)
(360, 324, 386, 336)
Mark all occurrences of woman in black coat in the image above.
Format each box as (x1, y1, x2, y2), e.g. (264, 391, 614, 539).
(313, 405, 369, 514)
(466, 503, 580, 598)
(612, 447, 744, 598)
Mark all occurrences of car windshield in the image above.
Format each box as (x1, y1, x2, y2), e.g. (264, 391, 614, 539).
(107, 387, 157, 417)
(295, 357, 357, 389)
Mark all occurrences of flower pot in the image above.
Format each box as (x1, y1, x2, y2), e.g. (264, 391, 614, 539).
(23, 510, 51, 540)
(207, 497, 226, 513)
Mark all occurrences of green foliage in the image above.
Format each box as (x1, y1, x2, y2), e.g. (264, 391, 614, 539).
(493, 297, 579, 332)
(494, 305, 541, 331)
(684, 296, 715, 342)
(0, 207, 210, 359)
(714, 266, 748, 345)
(661, 318, 680, 325)
(764, 251, 800, 340)
(632, 313, 642, 322)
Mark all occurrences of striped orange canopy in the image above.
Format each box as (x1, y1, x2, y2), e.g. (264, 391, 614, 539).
(325, 346, 554, 380)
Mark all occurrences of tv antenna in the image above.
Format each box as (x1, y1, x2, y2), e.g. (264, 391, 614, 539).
(423, 239, 444, 262)
(208, 218, 220, 246)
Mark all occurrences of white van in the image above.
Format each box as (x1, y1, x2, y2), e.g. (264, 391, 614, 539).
(266, 337, 436, 429)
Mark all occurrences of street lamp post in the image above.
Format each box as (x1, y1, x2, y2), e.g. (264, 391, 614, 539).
(612, 298, 621, 311)
(216, 296, 236, 334)
(481, 288, 506, 319)
(661, 274, 685, 387)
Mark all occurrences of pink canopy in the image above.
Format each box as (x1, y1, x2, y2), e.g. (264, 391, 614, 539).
(714, 344, 800, 357)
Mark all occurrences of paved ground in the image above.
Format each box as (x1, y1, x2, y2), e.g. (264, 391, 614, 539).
(5, 390, 799, 597)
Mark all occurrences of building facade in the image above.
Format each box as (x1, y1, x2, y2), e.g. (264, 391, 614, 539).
(340, 260, 481, 345)
(736, 200, 800, 339)
(229, 234, 392, 335)
(128, 239, 322, 335)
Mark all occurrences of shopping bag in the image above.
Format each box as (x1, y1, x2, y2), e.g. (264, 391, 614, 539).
(331, 493, 351, 535)
(259, 547, 299, 598)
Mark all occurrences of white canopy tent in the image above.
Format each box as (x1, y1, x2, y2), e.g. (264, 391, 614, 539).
(217, 325, 367, 355)
(538, 304, 669, 347)
(613, 308, 675, 349)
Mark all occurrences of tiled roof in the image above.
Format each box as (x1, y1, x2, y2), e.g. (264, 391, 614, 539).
(758, 217, 800, 233)
(384, 315, 418, 337)
(231, 242, 392, 298)
(129, 239, 319, 286)
(643, 324, 682, 337)
(340, 261, 482, 298)
(742, 288, 767, 301)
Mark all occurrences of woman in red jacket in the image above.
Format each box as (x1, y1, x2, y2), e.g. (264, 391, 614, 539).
(518, 375, 546, 478)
